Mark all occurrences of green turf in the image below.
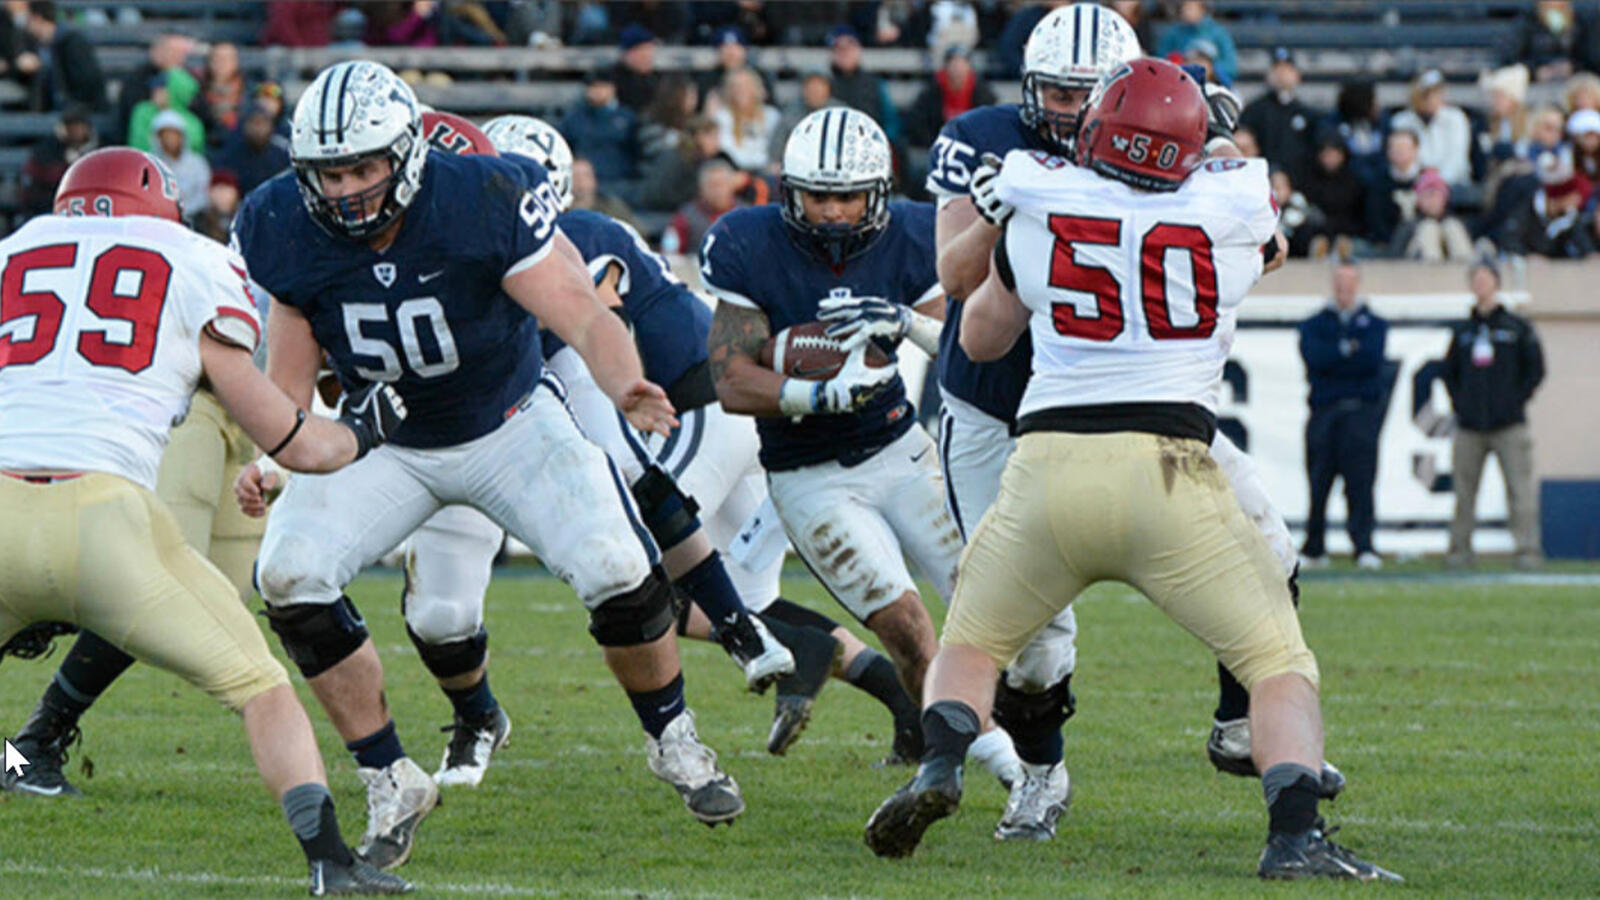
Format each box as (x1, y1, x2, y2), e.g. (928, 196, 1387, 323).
(2, 570, 1597, 898)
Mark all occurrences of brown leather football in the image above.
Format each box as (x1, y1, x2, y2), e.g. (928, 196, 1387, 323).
(759, 321, 892, 381)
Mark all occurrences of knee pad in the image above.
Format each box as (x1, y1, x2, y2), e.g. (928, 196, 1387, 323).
(630, 465, 701, 551)
(265, 596, 369, 679)
(993, 673, 1076, 740)
(407, 624, 489, 680)
(588, 569, 677, 647)
(0, 621, 78, 663)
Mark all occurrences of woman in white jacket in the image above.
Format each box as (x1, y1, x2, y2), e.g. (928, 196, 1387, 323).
(1390, 69, 1475, 187)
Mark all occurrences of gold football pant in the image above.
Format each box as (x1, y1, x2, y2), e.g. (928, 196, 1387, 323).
(155, 388, 265, 601)
(0, 472, 287, 711)
(943, 431, 1319, 692)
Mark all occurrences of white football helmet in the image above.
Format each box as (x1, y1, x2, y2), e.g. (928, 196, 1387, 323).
(779, 107, 893, 265)
(290, 60, 427, 240)
(482, 115, 573, 211)
(1020, 3, 1141, 152)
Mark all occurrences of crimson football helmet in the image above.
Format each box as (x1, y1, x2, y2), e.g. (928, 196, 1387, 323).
(53, 147, 183, 221)
(1075, 58, 1206, 192)
(421, 110, 497, 156)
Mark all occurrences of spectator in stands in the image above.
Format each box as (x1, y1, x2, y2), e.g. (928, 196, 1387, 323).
(1364, 128, 1423, 247)
(992, 1, 1052, 81)
(639, 114, 727, 212)
(905, 46, 996, 151)
(1563, 71, 1600, 111)
(195, 170, 240, 244)
(0, 2, 40, 86)
(1390, 70, 1474, 188)
(253, 81, 290, 138)
(569, 156, 639, 230)
(660, 158, 740, 256)
(613, 23, 660, 113)
(1156, 1, 1237, 86)
(1392, 169, 1475, 261)
(1271, 168, 1319, 258)
(18, 102, 95, 217)
(20, 1, 104, 112)
(826, 25, 901, 145)
(710, 66, 781, 173)
(1520, 104, 1567, 160)
(116, 32, 194, 142)
(1444, 259, 1546, 570)
(1503, 151, 1593, 257)
(685, 1, 773, 46)
(560, 68, 641, 187)
(150, 109, 210, 221)
(1231, 125, 1260, 159)
(640, 75, 699, 159)
(1328, 79, 1386, 182)
(923, 0, 980, 60)
(1182, 38, 1222, 86)
(611, 0, 688, 44)
(1508, 0, 1600, 83)
(128, 69, 205, 153)
(1299, 258, 1388, 569)
(1240, 47, 1320, 182)
(262, 0, 337, 47)
(770, 70, 841, 165)
(695, 26, 774, 111)
(212, 102, 291, 196)
(1300, 133, 1366, 258)
(1110, 0, 1154, 51)
(1479, 64, 1530, 168)
(1569, 108, 1600, 179)
(363, 0, 440, 46)
(196, 42, 246, 151)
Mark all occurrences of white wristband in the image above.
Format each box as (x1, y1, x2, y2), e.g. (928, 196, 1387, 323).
(777, 378, 819, 417)
(905, 309, 943, 356)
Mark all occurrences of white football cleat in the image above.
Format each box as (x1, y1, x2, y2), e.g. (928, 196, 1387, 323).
(434, 707, 512, 788)
(647, 709, 744, 826)
(994, 760, 1071, 841)
(718, 612, 795, 694)
(355, 757, 440, 870)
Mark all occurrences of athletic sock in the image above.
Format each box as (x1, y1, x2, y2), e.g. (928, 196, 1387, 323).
(1214, 662, 1251, 723)
(674, 551, 745, 629)
(48, 631, 136, 718)
(921, 700, 981, 765)
(443, 675, 498, 722)
(282, 782, 354, 865)
(345, 720, 405, 770)
(843, 650, 919, 721)
(1263, 763, 1323, 835)
(966, 726, 1022, 779)
(628, 672, 686, 739)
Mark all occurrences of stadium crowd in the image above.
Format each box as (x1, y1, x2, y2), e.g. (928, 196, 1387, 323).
(6, 0, 1600, 263)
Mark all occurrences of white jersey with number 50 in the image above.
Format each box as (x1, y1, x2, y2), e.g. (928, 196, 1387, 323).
(994, 151, 1276, 419)
(0, 215, 262, 490)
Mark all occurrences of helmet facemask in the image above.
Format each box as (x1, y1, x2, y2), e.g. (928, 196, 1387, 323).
(1020, 72, 1095, 155)
(779, 176, 890, 268)
(294, 136, 416, 241)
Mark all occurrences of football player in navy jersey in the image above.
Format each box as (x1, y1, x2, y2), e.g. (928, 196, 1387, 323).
(703, 107, 1023, 785)
(229, 62, 744, 867)
(923, 5, 1337, 843)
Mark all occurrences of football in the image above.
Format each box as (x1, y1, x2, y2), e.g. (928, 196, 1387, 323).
(759, 321, 893, 381)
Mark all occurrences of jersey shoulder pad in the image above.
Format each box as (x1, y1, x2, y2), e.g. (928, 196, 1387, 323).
(698, 206, 777, 308)
(994, 150, 1096, 211)
(230, 171, 310, 302)
(1186, 158, 1276, 244)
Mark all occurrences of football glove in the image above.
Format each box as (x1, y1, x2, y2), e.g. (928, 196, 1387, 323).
(818, 294, 909, 350)
(969, 152, 1013, 228)
(338, 382, 407, 459)
(1204, 83, 1242, 142)
(778, 344, 896, 417)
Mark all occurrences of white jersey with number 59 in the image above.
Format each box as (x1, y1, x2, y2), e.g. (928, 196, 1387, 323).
(0, 215, 262, 490)
(993, 151, 1276, 419)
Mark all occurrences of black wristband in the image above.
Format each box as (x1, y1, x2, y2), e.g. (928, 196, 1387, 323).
(267, 408, 307, 458)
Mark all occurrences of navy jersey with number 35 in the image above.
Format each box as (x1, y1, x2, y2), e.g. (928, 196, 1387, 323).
(232, 151, 562, 448)
(700, 202, 941, 471)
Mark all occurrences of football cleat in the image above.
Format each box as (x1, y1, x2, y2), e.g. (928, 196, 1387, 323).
(354, 757, 439, 870)
(717, 611, 795, 694)
(1, 705, 83, 798)
(864, 755, 963, 858)
(1207, 718, 1347, 798)
(875, 715, 925, 768)
(434, 706, 512, 788)
(1258, 818, 1402, 882)
(766, 625, 840, 755)
(647, 709, 744, 826)
(308, 856, 414, 895)
(994, 761, 1071, 842)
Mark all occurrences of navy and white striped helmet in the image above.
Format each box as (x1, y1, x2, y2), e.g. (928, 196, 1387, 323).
(289, 61, 428, 241)
(1020, 3, 1141, 153)
(779, 107, 893, 266)
(483, 115, 574, 211)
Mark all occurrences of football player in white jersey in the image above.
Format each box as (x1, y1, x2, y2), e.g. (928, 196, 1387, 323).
(0, 148, 409, 894)
(867, 60, 1399, 882)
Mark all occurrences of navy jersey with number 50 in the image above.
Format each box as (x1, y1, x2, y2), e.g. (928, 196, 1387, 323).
(232, 151, 562, 448)
(925, 104, 1050, 426)
(700, 201, 941, 472)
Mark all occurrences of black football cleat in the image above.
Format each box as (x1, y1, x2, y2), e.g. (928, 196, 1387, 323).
(2, 704, 83, 797)
(1258, 818, 1402, 882)
(309, 856, 414, 895)
(864, 756, 963, 859)
(766, 624, 839, 755)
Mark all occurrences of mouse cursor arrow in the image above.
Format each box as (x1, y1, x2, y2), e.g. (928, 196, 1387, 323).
(4, 739, 29, 777)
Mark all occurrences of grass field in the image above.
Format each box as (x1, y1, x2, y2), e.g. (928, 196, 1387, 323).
(2, 566, 1597, 898)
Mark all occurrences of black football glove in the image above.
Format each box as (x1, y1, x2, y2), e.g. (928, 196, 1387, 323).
(1204, 83, 1242, 143)
(338, 382, 406, 459)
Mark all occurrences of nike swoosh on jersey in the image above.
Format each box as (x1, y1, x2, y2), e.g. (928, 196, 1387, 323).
(418, 270, 444, 283)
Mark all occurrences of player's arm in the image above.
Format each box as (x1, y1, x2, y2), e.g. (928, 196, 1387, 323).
(264, 297, 322, 409)
(935, 196, 1002, 300)
(707, 300, 787, 416)
(960, 251, 1030, 362)
(504, 230, 676, 435)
